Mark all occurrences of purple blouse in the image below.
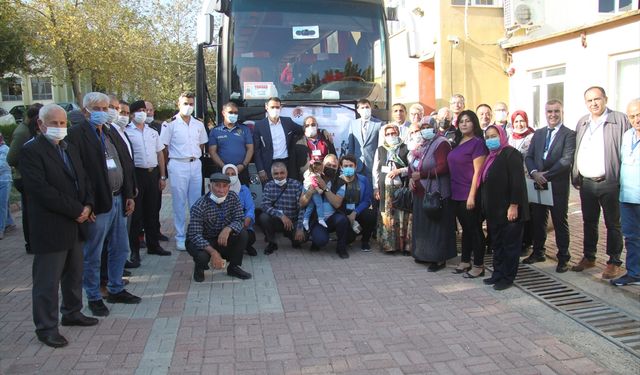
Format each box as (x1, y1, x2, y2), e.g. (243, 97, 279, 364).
(447, 137, 488, 201)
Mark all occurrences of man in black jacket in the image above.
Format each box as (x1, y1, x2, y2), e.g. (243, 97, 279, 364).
(20, 104, 98, 348)
(524, 100, 576, 273)
(66, 92, 141, 317)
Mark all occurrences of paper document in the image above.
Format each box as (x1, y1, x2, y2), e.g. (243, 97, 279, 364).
(526, 179, 554, 206)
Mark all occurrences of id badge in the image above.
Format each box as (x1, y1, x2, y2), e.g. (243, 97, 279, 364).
(346, 203, 356, 210)
(106, 158, 117, 170)
(381, 165, 391, 173)
(312, 149, 322, 156)
(413, 159, 420, 169)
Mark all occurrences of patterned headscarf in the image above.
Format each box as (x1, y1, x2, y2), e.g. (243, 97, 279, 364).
(479, 124, 509, 185)
(381, 123, 406, 167)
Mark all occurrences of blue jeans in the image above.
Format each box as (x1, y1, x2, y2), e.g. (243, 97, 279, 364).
(621, 202, 640, 278)
(82, 195, 130, 301)
(0, 180, 12, 230)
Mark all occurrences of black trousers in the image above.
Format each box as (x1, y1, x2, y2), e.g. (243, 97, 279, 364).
(489, 221, 523, 284)
(453, 199, 485, 266)
(258, 212, 300, 246)
(346, 208, 376, 245)
(32, 241, 83, 335)
(580, 179, 623, 265)
(186, 229, 247, 268)
(247, 229, 256, 249)
(14, 179, 31, 253)
(531, 193, 570, 262)
(129, 168, 161, 252)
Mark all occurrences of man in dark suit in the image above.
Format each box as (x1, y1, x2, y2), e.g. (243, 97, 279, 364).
(524, 100, 576, 273)
(66, 92, 141, 317)
(20, 104, 98, 348)
(145, 100, 169, 242)
(253, 97, 302, 181)
(347, 98, 382, 185)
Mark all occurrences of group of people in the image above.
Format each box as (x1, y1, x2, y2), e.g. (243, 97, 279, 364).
(4, 85, 638, 349)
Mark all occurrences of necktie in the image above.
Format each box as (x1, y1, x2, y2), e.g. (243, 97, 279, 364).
(57, 145, 71, 170)
(544, 127, 555, 153)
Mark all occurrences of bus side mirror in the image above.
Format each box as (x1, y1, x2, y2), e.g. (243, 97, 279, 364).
(386, 7, 398, 21)
(202, 0, 230, 16)
(197, 14, 214, 45)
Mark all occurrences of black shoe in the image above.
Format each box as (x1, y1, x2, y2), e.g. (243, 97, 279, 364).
(556, 261, 569, 273)
(88, 300, 109, 317)
(337, 250, 349, 259)
(522, 255, 545, 264)
(124, 259, 140, 269)
(493, 281, 513, 291)
(158, 233, 169, 242)
(37, 332, 68, 348)
(427, 262, 446, 272)
(61, 313, 99, 327)
(483, 277, 499, 285)
(264, 243, 278, 255)
(148, 246, 171, 256)
(106, 289, 141, 304)
(193, 265, 205, 282)
(122, 269, 132, 277)
(227, 265, 252, 280)
(246, 246, 257, 256)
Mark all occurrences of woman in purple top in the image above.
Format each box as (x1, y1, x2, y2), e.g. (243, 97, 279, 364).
(447, 110, 488, 278)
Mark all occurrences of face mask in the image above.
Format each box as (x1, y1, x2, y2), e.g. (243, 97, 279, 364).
(227, 113, 238, 123)
(134, 111, 147, 124)
(421, 128, 435, 140)
(323, 167, 337, 179)
(439, 119, 451, 130)
(116, 115, 129, 128)
(229, 175, 239, 185)
(145, 116, 154, 124)
(358, 108, 372, 120)
(274, 178, 287, 186)
(210, 193, 227, 204)
(385, 135, 400, 145)
(305, 126, 317, 138)
(494, 111, 507, 122)
(45, 127, 67, 142)
(342, 166, 355, 177)
(88, 110, 110, 126)
(268, 108, 281, 119)
(180, 105, 194, 117)
(514, 126, 528, 134)
(485, 137, 501, 151)
(107, 108, 119, 123)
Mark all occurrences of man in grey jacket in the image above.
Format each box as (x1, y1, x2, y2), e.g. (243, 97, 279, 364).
(571, 86, 631, 279)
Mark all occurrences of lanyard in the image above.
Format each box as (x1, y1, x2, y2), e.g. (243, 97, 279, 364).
(95, 127, 106, 152)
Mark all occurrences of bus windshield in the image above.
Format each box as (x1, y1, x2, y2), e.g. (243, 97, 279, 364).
(229, 0, 388, 108)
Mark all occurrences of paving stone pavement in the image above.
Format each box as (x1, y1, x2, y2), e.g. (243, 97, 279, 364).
(1, 192, 639, 375)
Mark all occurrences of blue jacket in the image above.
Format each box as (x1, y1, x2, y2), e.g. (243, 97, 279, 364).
(347, 117, 382, 182)
(340, 174, 372, 215)
(237, 185, 255, 231)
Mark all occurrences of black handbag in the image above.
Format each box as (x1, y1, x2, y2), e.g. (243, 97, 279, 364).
(392, 182, 413, 212)
(422, 166, 444, 219)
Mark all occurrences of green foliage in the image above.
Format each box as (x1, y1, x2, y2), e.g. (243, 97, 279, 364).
(0, 4, 33, 76)
(154, 107, 179, 123)
(0, 124, 19, 145)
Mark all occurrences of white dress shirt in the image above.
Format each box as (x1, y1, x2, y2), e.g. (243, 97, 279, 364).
(269, 118, 288, 159)
(159, 116, 208, 159)
(125, 123, 164, 168)
(576, 110, 608, 178)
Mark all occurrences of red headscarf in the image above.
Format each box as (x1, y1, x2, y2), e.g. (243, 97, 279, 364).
(510, 110, 534, 140)
(479, 124, 509, 185)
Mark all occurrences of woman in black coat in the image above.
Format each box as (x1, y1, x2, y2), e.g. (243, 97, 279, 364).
(479, 125, 529, 290)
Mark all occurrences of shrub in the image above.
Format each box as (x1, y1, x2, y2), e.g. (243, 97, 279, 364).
(0, 123, 18, 144)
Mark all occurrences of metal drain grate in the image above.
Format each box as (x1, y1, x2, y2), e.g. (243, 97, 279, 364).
(484, 254, 640, 358)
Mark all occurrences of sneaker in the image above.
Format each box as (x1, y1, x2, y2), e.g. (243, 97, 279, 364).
(106, 289, 141, 304)
(602, 264, 622, 280)
(571, 257, 596, 272)
(88, 300, 109, 317)
(361, 242, 371, 252)
(610, 274, 640, 286)
(351, 220, 362, 234)
(176, 241, 186, 251)
(303, 220, 310, 231)
(318, 219, 328, 228)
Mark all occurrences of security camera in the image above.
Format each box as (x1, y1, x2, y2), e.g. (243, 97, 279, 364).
(447, 35, 460, 46)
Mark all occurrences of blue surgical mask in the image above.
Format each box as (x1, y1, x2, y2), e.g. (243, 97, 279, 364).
(89, 110, 110, 126)
(228, 114, 238, 123)
(385, 135, 400, 145)
(421, 128, 435, 140)
(342, 166, 355, 177)
(485, 137, 501, 151)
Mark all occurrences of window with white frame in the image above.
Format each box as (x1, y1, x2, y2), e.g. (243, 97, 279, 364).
(451, 0, 503, 7)
(609, 51, 640, 112)
(530, 66, 565, 128)
(31, 77, 53, 100)
(1, 77, 23, 101)
(598, 0, 635, 13)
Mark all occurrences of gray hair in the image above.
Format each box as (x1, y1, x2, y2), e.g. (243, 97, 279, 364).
(83, 92, 110, 108)
(409, 103, 424, 114)
(271, 161, 287, 174)
(39, 103, 67, 123)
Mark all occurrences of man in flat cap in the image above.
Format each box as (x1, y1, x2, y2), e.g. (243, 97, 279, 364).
(186, 173, 251, 282)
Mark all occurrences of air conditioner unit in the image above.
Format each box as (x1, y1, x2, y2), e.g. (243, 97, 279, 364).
(504, 0, 544, 29)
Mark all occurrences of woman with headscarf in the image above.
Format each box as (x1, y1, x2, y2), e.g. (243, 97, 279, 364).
(372, 123, 411, 254)
(408, 123, 456, 271)
(480, 125, 529, 290)
(507, 110, 535, 254)
(222, 164, 257, 256)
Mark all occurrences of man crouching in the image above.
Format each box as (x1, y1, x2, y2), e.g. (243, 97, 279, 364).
(186, 173, 252, 282)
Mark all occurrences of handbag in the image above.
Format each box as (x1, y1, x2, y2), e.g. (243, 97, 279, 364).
(422, 164, 444, 219)
(392, 183, 413, 212)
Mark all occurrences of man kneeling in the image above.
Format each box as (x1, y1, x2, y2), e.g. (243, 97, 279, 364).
(186, 173, 252, 282)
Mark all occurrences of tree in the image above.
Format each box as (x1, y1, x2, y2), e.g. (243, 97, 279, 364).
(0, 3, 33, 76)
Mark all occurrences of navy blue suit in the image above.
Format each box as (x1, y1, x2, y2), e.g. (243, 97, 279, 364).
(252, 116, 302, 180)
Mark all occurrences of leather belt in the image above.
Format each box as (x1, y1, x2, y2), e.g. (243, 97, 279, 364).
(172, 157, 197, 162)
(584, 176, 605, 182)
(136, 167, 158, 172)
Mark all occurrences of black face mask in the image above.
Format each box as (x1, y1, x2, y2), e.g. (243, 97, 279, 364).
(323, 167, 337, 179)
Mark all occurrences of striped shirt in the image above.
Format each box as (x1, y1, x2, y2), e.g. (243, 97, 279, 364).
(187, 191, 244, 250)
(261, 178, 304, 230)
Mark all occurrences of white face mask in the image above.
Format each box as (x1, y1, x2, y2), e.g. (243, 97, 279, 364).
(107, 108, 119, 123)
(267, 108, 281, 119)
(305, 126, 318, 138)
(274, 178, 287, 186)
(210, 193, 227, 204)
(180, 105, 194, 117)
(494, 110, 507, 122)
(116, 115, 129, 128)
(134, 111, 147, 124)
(144, 116, 154, 124)
(385, 135, 400, 145)
(358, 108, 372, 120)
(229, 175, 239, 185)
(45, 126, 68, 142)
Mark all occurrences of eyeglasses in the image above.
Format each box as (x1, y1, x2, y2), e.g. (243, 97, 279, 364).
(305, 123, 318, 127)
(629, 113, 639, 121)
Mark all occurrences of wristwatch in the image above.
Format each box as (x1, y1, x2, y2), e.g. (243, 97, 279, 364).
(160, 176, 167, 180)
